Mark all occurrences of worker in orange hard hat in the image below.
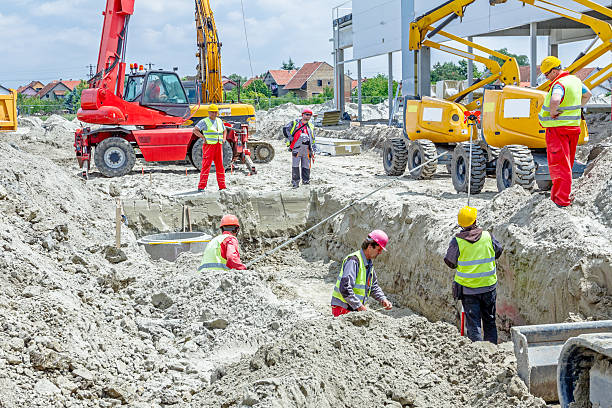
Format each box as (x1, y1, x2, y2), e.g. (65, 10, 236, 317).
(538, 56, 592, 207)
(283, 107, 317, 188)
(198, 214, 246, 271)
(193, 104, 227, 192)
(331, 230, 393, 316)
(444, 206, 503, 344)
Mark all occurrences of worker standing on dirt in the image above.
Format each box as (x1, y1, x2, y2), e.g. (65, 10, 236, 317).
(538, 56, 592, 207)
(331, 230, 393, 316)
(283, 108, 317, 188)
(193, 104, 228, 192)
(444, 206, 503, 344)
(198, 214, 246, 271)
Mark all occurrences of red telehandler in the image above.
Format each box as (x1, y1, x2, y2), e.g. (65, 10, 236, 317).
(74, 0, 257, 178)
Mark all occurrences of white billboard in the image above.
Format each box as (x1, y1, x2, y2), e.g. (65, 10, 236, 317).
(352, 0, 611, 59)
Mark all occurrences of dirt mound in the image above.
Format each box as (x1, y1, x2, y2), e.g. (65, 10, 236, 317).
(194, 312, 545, 407)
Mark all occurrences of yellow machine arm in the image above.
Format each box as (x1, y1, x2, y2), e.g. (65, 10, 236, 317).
(410, 0, 477, 50)
(491, 0, 612, 91)
(422, 28, 521, 109)
(195, 0, 223, 104)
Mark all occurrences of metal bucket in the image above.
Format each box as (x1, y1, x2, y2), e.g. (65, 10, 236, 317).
(137, 232, 211, 261)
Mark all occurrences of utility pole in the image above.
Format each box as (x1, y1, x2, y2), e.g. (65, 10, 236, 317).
(86, 64, 95, 79)
(146, 62, 155, 70)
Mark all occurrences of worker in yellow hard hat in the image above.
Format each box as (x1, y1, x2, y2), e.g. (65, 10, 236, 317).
(444, 206, 504, 344)
(192, 104, 228, 192)
(538, 56, 592, 207)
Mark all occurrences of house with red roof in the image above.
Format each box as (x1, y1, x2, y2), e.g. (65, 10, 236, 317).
(36, 80, 83, 100)
(262, 69, 298, 96)
(17, 81, 44, 97)
(221, 76, 237, 91)
(283, 62, 352, 99)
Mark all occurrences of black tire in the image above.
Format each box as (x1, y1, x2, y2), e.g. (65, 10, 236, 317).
(451, 142, 486, 194)
(94, 136, 136, 178)
(382, 138, 408, 176)
(252, 143, 275, 163)
(536, 180, 553, 191)
(495, 145, 535, 192)
(190, 139, 233, 171)
(407, 139, 438, 179)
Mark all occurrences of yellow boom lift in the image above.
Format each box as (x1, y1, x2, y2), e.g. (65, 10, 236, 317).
(0, 87, 18, 132)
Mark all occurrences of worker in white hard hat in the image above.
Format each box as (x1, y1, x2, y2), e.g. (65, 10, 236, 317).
(283, 108, 317, 188)
(331, 230, 393, 316)
(444, 206, 503, 344)
(193, 104, 228, 192)
(538, 56, 591, 207)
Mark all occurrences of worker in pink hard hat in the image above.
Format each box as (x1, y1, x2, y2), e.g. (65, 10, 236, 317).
(283, 107, 317, 188)
(331, 230, 393, 316)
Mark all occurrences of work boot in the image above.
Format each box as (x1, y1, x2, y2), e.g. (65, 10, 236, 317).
(301, 167, 310, 185)
(292, 167, 300, 188)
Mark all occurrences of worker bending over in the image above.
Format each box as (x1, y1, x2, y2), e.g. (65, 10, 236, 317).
(283, 108, 317, 188)
(445, 207, 503, 344)
(193, 104, 227, 192)
(538, 56, 592, 207)
(198, 214, 246, 271)
(331, 230, 393, 316)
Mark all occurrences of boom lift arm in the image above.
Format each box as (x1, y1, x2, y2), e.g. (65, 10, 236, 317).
(195, 0, 224, 104)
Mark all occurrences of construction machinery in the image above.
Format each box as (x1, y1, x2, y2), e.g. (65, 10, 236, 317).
(0, 87, 17, 132)
(510, 320, 612, 405)
(187, 0, 274, 168)
(74, 0, 272, 178)
(385, 0, 611, 193)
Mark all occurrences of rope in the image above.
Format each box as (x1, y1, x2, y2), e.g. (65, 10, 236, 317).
(467, 124, 474, 207)
(240, 0, 255, 80)
(245, 150, 448, 269)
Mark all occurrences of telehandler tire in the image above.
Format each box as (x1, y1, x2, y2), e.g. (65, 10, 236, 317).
(496, 145, 535, 192)
(190, 139, 233, 171)
(451, 142, 486, 194)
(94, 137, 136, 178)
(382, 138, 408, 176)
(407, 139, 438, 179)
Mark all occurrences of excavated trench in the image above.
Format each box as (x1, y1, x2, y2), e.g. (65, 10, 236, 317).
(124, 181, 612, 333)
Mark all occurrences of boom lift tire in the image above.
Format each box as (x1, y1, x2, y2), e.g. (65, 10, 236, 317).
(407, 139, 438, 179)
(383, 138, 409, 176)
(496, 145, 535, 192)
(451, 142, 486, 194)
(252, 142, 275, 164)
(94, 137, 136, 178)
(190, 138, 233, 171)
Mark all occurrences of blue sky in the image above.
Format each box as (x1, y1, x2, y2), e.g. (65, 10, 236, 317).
(0, 0, 606, 89)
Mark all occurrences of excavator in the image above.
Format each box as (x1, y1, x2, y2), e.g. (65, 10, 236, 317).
(384, 0, 611, 194)
(185, 0, 274, 169)
(74, 0, 273, 178)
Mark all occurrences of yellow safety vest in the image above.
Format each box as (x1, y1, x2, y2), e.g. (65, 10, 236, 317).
(539, 74, 583, 128)
(198, 234, 229, 271)
(454, 231, 497, 289)
(286, 120, 315, 147)
(331, 250, 372, 308)
(201, 117, 225, 144)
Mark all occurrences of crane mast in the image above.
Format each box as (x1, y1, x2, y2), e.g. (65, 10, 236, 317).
(195, 0, 224, 103)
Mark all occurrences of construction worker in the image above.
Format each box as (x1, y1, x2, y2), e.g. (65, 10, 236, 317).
(198, 214, 246, 271)
(331, 230, 393, 316)
(538, 56, 592, 207)
(283, 108, 317, 188)
(193, 104, 228, 192)
(444, 206, 503, 344)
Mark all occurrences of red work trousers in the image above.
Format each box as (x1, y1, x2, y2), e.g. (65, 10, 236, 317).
(545, 126, 580, 207)
(198, 142, 226, 190)
(331, 305, 351, 317)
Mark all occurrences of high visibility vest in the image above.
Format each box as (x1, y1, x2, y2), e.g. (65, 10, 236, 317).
(201, 117, 225, 144)
(287, 120, 315, 148)
(331, 250, 372, 308)
(198, 234, 229, 271)
(539, 74, 583, 128)
(454, 231, 497, 289)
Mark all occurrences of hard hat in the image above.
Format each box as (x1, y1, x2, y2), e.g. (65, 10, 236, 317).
(208, 104, 219, 112)
(368, 230, 388, 251)
(458, 206, 477, 228)
(220, 214, 240, 228)
(540, 56, 562, 75)
(302, 108, 313, 115)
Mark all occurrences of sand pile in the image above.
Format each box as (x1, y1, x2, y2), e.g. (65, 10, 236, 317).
(192, 312, 545, 407)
